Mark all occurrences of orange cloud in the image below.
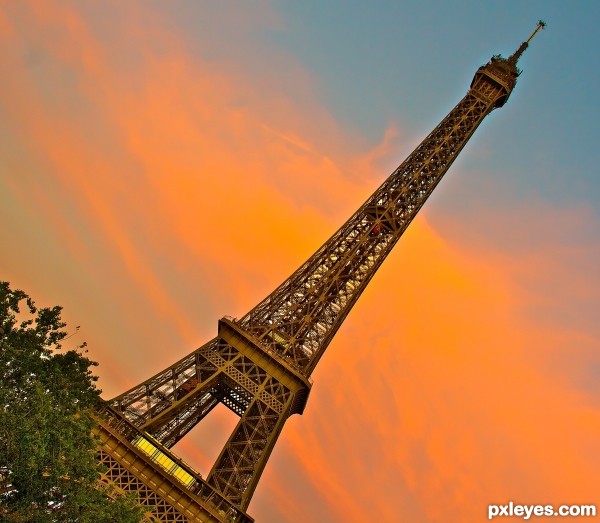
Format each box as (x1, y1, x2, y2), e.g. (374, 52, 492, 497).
(271, 214, 600, 522)
(1, 0, 358, 381)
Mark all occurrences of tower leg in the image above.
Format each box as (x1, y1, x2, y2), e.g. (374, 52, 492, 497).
(105, 319, 311, 516)
(207, 395, 292, 510)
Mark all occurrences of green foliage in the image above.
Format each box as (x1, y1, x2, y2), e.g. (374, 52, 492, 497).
(0, 281, 144, 522)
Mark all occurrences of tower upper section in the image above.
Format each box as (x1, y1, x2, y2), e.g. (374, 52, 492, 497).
(234, 23, 544, 376)
(471, 20, 545, 108)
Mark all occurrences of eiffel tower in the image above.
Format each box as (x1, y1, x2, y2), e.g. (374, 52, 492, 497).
(94, 22, 544, 522)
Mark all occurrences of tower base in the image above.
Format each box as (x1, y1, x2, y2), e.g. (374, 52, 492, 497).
(95, 407, 254, 523)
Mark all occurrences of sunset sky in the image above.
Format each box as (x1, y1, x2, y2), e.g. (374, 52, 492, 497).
(1, 1, 599, 522)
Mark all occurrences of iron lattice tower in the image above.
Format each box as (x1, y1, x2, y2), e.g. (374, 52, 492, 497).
(95, 23, 544, 522)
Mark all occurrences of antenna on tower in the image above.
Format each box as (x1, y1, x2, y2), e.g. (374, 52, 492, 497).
(527, 20, 547, 44)
(510, 20, 546, 64)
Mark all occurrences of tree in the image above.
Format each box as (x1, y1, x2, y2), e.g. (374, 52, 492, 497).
(0, 281, 144, 522)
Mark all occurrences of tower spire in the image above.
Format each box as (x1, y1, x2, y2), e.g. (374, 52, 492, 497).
(509, 20, 546, 64)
